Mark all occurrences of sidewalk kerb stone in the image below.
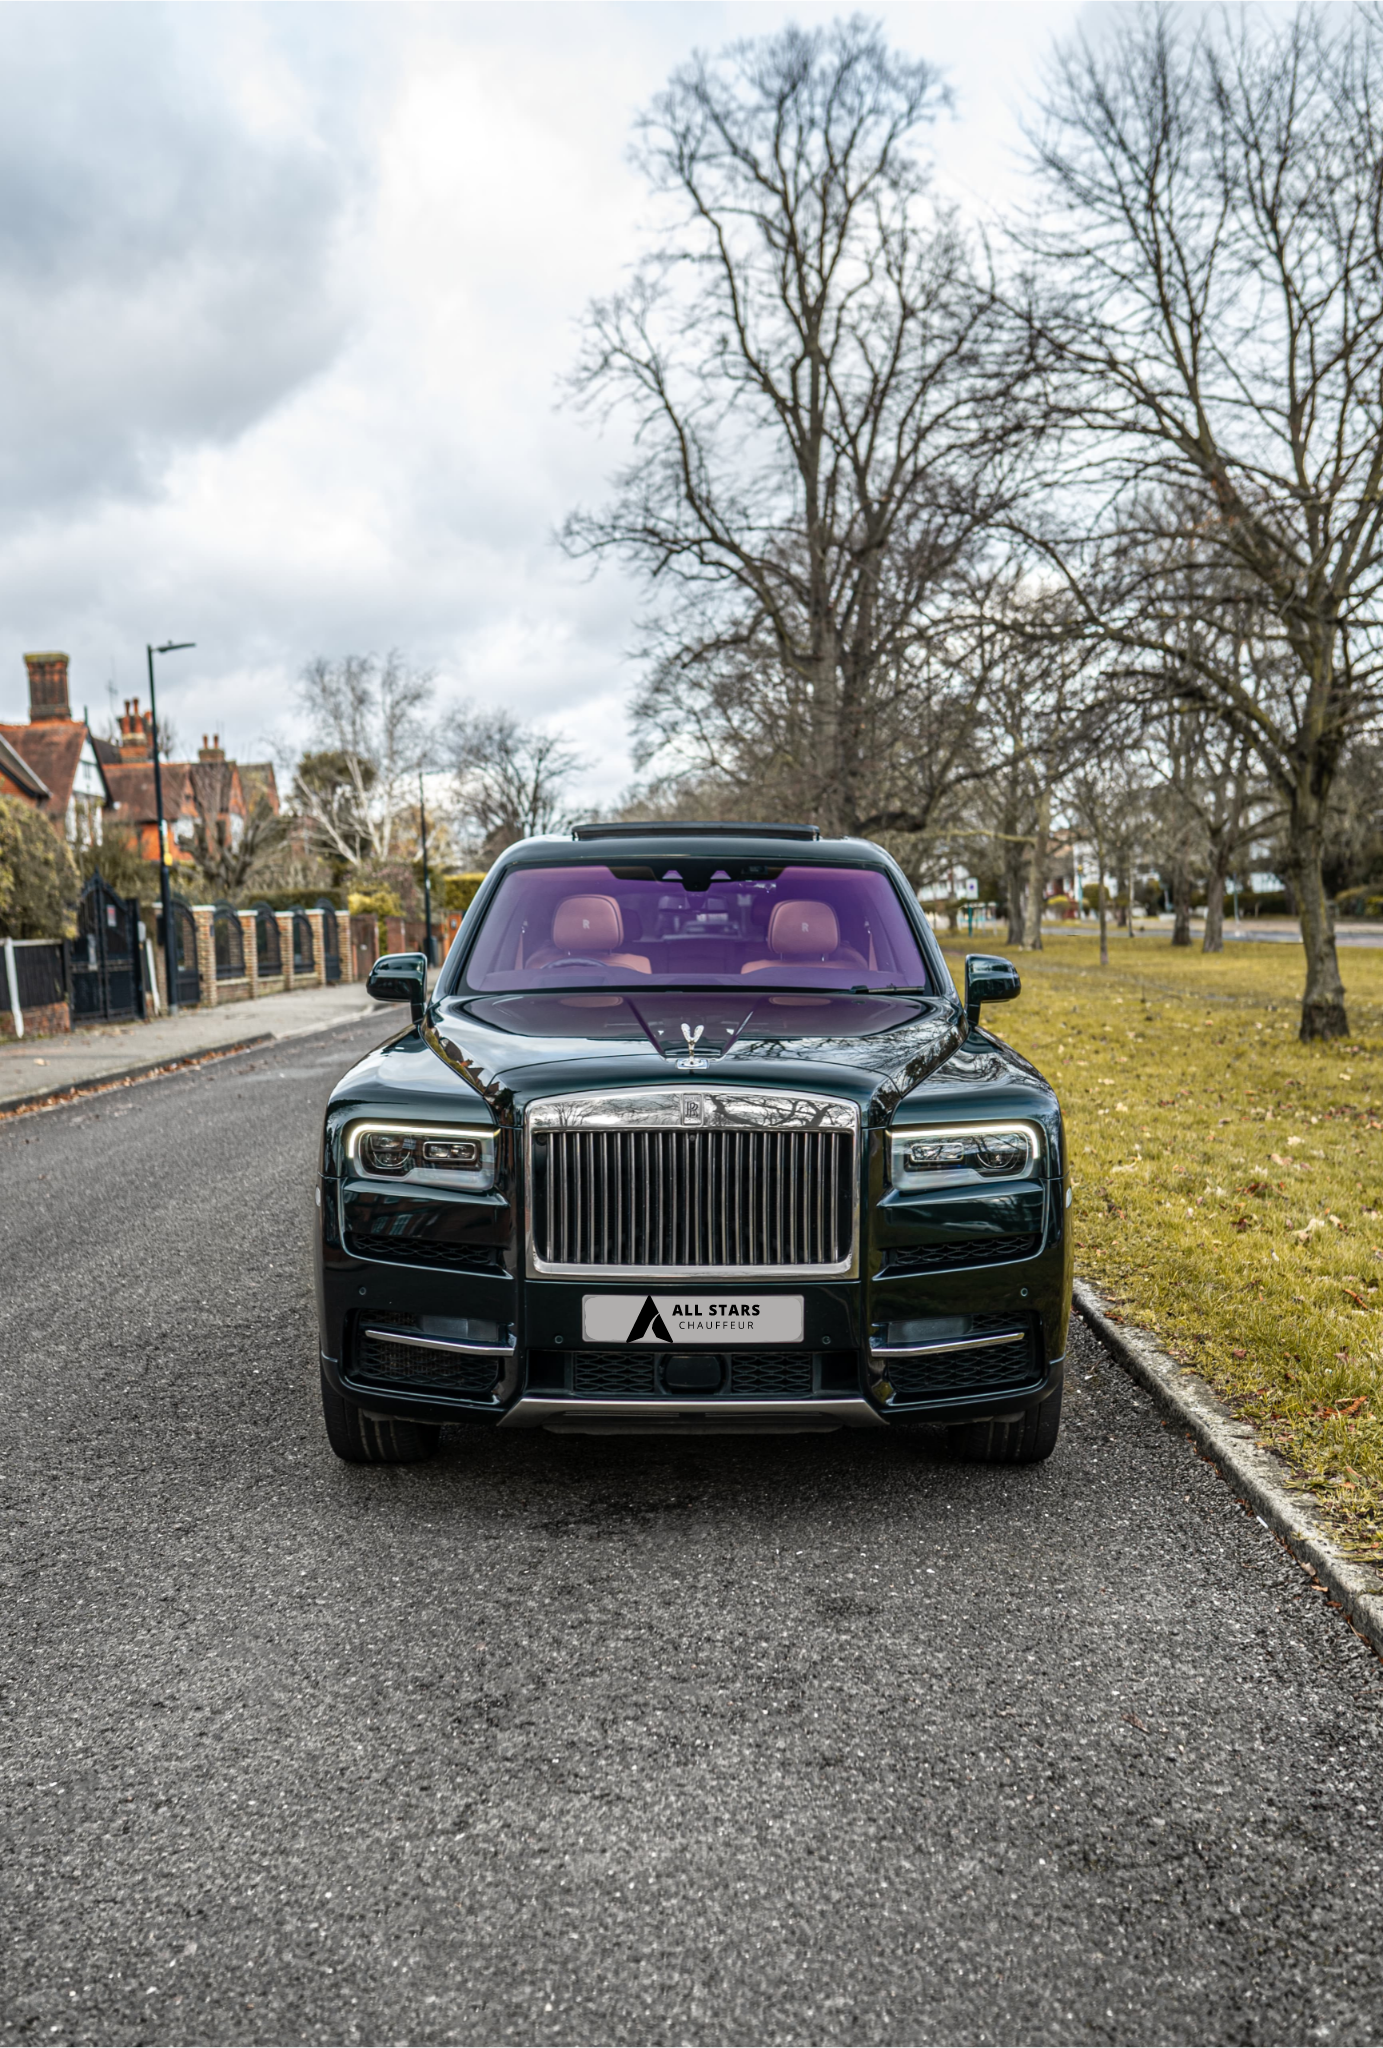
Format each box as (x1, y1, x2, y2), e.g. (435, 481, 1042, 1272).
(0, 1036, 275, 1120)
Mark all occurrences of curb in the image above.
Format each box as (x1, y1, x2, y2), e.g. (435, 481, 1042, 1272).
(0, 1035, 276, 1119)
(1074, 1277, 1383, 1658)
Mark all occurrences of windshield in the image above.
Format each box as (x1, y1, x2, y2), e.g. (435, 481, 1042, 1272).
(455, 861, 932, 993)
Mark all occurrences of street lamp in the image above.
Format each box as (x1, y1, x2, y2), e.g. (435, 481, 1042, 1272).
(146, 640, 195, 1014)
(418, 768, 434, 967)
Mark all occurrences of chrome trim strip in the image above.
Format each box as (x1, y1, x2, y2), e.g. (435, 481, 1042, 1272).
(500, 1395, 885, 1429)
(526, 1088, 858, 1132)
(363, 1327, 515, 1356)
(524, 1086, 861, 1281)
(869, 1328, 1026, 1359)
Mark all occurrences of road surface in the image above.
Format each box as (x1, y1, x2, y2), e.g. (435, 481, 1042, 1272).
(2, 1017, 1381, 2045)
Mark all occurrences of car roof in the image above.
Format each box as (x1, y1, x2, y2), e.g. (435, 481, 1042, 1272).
(495, 828, 892, 868)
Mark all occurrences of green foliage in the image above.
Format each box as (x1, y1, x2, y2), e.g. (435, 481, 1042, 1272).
(440, 871, 486, 914)
(347, 884, 401, 918)
(0, 797, 81, 938)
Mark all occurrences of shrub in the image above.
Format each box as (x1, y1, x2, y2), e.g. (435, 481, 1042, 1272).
(441, 872, 486, 915)
(347, 884, 402, 918)
(0, 797, 80, 939)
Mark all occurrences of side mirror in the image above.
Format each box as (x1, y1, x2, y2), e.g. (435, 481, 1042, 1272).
(367, 951, 428, 1024)
(964, 953, 1021, 1029)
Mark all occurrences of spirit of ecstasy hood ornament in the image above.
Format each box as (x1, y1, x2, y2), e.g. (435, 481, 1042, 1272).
(675, 1022, 709, 1071)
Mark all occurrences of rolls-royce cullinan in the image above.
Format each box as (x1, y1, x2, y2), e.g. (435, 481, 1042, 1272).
(313, 823, 1070, 1465)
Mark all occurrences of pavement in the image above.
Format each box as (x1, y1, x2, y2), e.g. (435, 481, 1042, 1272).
(0, 981, 379, 1110)
(3, 1013, 1383, 2045)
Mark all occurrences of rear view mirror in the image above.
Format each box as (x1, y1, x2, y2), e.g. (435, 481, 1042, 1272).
(367, 952, 428, 1024)
(964, 953, 1021, 1028)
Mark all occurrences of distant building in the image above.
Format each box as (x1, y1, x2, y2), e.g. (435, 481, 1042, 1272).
(99, 704, 279, 867)
(0, 652, 111, 845)
(2, 653, 280, 870)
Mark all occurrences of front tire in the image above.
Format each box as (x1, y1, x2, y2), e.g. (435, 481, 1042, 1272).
(319, 1367, 442, 1464)
(946, 1385, 1062, 1465)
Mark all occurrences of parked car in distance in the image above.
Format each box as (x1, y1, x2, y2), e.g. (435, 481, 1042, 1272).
(314, 822, 1070, 1463)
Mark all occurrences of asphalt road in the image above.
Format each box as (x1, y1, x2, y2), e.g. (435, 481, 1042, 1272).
(3, 1016, 1382, 2048)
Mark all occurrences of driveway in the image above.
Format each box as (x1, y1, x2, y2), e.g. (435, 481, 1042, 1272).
(2, 1016, 1381, 2045)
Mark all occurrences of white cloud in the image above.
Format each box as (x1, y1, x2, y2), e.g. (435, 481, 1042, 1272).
(0, 0, 1080, 813)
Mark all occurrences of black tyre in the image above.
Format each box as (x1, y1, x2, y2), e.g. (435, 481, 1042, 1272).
(319, 1368, 442, 1464)
(946, 1385, 1062, 1465)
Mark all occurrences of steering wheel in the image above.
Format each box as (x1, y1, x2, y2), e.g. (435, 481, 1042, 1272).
(536, 956, 614, 975)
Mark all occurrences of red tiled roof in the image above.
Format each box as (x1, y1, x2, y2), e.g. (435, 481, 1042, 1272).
(0, 718, 86, 818)
(104, 760, 197, 825)
(0, 729, 49, 801)
(188, 760, 243, 820)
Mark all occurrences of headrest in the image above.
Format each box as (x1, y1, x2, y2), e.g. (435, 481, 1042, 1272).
(552, 894, 624, 951)
(768, 899, 839, 956)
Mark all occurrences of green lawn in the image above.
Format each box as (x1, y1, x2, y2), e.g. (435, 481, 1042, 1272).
(940, 931, 1383, 1559)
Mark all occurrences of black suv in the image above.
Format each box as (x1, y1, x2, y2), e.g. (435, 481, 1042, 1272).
(314, 823, 1070, 1463)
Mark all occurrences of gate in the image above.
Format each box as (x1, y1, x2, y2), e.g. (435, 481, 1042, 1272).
(212, 903, 245, 981)
(316, 899, 341, 983)
(72, 875, 144, 1024)
(157, 896, 201, 1008)
(292, 910, 314, 978)
(254, 904, 281, 977)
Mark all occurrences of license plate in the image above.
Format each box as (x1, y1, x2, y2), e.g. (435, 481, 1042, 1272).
(581, 1294, 804, 1346)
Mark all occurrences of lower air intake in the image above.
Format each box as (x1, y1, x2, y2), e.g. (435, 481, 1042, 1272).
(885, 1335, 1040, 1399)
(881, 1233, 1040, 1273)
(549, 1350, 818, 1398)
(352, 1331, 500, 1393)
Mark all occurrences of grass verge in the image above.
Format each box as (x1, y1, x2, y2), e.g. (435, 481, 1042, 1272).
(941, 931, 1383, 1560)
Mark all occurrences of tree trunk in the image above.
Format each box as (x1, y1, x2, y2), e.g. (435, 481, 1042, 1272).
(1285, 791, 1348, 1040)
(1202, 849, 1228, 954)
(1170, 860, 1192, 947)
(1021, 789, 1049, 952)
(1004, 840, 1027, 949)
(1095, 818, 1109, 966)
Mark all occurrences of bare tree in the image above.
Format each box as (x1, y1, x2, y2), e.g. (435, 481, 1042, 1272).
(190, 792, 286, 900)
(1020, 4, 1383, 1036)
(564, 18, 1035, 838)
(294, 652, 434, 871)
(449, 707, 583, 863)
(628, 578, 995, 845)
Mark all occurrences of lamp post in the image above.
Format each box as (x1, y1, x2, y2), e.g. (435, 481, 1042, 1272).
(418, 768, 434, 967)
(146, 640, 195, 1014)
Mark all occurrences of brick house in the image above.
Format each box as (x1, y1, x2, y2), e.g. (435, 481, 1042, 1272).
(100, 706, 279, 865)
(0, 653, 111, 846)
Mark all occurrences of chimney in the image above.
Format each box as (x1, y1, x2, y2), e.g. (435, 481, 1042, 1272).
(198, 732, 225, 763)
(24, 651, 71, 722)
(117, 697, 153, 763)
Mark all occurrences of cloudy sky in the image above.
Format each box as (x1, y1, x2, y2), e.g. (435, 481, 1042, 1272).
(0, 0, 1086, 810)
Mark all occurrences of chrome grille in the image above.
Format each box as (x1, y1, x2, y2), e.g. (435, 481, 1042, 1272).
(526, 1088, 858, 1277)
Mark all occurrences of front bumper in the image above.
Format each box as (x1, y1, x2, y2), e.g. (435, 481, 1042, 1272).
(316, 1170, 1070, 1434)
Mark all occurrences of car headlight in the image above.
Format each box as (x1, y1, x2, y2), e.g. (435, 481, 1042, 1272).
(346, 1121, 497, 1192)
(888, 1122, 1041, 1191)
